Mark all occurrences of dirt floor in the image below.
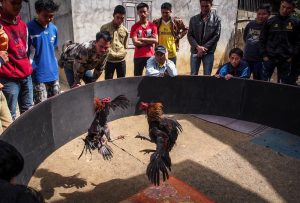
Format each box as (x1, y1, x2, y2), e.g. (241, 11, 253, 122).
(28, 115, 300, 203)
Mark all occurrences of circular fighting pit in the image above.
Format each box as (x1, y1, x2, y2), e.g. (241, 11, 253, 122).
(1, 76, 300, 202)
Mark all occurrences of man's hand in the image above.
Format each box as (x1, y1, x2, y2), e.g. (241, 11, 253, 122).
(287, 58, 292, 63)
(225, 74, 233, 80)
(0, 51, 9, 64)
(0, 83, 4, 90)
(71, 83, 81, 88)
(214, 74, 221, 78)
(263, 56, 269, 62)
(196, 46, 207, 57)
(164, 50, 169, 62)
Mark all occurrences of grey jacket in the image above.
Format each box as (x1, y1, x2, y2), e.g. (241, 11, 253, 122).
(187, 12, 221, 54)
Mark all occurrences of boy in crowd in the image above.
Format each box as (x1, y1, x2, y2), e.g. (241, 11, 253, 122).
(0, 0, 33, 120)
(146, 45, 177, 77)
(215, 48, 250, 80)
(243, 4, 271, 80)
(153, 2, 188, 65)
(27, 0, 60, 104)
(130, 2, 158, 76)
(101, 5, 128, 80)
(260, 0, 299, 84)
(188, 0, 221, 76)
(59, 31, 111, 88)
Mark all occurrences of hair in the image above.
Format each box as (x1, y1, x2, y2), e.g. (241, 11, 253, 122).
(113, 5, 126, 15)
(257, 3, 272, 14)
(137, 2, 149, 11)
(200, 0, 213, 4)
(0, 140, 24, 182)
(281, 0, 297, 7)
(161, 2, 172, 11)
(96, 31, 112, 42)
(229, 48, 243, 58)
(35, 0, 59, 13)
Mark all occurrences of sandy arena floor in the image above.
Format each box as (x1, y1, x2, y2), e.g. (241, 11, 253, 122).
(28, 115, 300, 203)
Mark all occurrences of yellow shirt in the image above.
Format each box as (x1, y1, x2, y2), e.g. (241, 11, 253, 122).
(158, 21, 176, 58)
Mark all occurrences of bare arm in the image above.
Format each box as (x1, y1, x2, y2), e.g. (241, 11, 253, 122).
(132, 36, 147, 47)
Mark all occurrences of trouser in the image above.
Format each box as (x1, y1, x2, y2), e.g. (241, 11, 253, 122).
(63, 62, 93, 88)
(169, 57, 177, 65)
(105, 61, 126, 80)
(0, 91, 12, 134)
(245, 60, 264, 80)
(0, 76, 33, 120)
(190, 52, 214, 75)
(33, 80, 60, 104)
(262, 59, 291, 84)
(288, 60, 300, 85)
(134, 57, 150, 76)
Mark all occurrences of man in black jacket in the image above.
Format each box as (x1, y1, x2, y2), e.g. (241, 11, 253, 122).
(260, 0, 299, 84)
(187, 0, 221, 76)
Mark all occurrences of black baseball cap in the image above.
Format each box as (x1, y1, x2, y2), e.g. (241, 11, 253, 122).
(155, 45, 166, 54)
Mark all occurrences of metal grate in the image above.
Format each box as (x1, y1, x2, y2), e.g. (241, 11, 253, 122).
(238, 0, 280, 12)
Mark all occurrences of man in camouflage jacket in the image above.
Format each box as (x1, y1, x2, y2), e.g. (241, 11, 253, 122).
(59, 31, 112, 88)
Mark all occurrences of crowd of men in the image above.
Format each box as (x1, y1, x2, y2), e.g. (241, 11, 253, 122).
(0, 0, 299, 201)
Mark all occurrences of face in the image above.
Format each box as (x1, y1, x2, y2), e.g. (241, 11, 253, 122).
(113, 13, 125, 26)
(161, 8, 171, 21)
(256, 9, 270, 24)
(155, 52, 166, 65)
(1, 0, 23, 17)
(279, 1, 295, 17)
(138, 7, 149, 21)
(37, 10, 55, 27)
(229, 53, 241, 68)
(200, 0, 212, 16)
(95, 38, 111, 55)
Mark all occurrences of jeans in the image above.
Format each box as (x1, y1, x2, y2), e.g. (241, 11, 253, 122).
(245, 60, 264, 80)
(105, 61, 126, 80)
(190, 52, 214, 75)
(134, 57, 150, 76)
(64, 65, 93, 88)
(0, 75, 33, 120)
(262, 59, 291, 84)
(169, 57, 177, 65)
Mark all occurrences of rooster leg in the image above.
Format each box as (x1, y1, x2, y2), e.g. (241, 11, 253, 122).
(135, 132, 151, 142)
(140, 149, 156, 154)
(103, 124, 111, 142)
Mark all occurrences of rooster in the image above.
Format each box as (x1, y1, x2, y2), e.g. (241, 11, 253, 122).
(137, 102, 183, 186)
(78, 95, 129, 160)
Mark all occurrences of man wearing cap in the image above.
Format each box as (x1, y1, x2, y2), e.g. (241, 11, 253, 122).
(146, 45, 177, 77)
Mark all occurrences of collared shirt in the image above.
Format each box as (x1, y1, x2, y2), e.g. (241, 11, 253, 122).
(100, 21, 128, 63)
(146, 56, 177, 77)
(62, 40, 109, 83)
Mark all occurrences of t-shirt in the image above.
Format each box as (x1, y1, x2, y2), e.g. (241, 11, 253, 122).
(27, 20, 59, 83)
(130, 21, 157, 58)
(158, 21, 176, 58)
(243, 20, 264, 62)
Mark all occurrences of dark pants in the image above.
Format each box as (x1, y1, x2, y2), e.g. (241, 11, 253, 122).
(245, 60, 263, 80)
(169, 57, 177, 65)
(63, 62, 93, 88)
(105, 61, 126, 80)
(289, 60, 300, 85)
(262, 59, 291, 84)
(134, 57, 150, 76)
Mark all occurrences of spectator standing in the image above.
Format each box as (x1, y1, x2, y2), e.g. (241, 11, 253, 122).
(27, 0, 60, 104)
(130, 3, 158, 76)
(187, 0, 221, 76)
(59, 31, 111, 88)
(100, 5, 128, 80)
(146, 45, 177, 77)
(153, 2, 188, 65)
(243, 4, 271, 80)
(215, 48, 250, 80)
(260, 0, 299, 84)
(289, 20, 300, 85)
(0, 0, 33, 120)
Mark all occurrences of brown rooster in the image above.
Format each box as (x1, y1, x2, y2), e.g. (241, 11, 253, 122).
(137, 102, 182, 186)
(78, 95, 129, 160)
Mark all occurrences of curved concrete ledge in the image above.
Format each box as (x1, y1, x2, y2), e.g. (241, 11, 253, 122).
(1, 76, 300, 184)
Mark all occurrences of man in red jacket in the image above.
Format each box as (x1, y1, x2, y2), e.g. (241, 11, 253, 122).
(0, 0, 33, 120)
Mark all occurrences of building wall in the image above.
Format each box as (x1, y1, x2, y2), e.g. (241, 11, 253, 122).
(71, 0, 238, 75)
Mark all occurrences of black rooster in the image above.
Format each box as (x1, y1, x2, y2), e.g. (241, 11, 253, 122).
(137, 102, 182, 185)
(78, 95, 129, 160)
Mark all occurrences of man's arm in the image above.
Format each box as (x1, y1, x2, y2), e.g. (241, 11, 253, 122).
(187, 17, 199, 48)
(175, 17, 188, 39)
(243, 22, 250, 43)
(259, 20, 270, 60)
(240, 66, 250, 78)
(73, 60, 86, 85)
(203, 18, 221, 51)
(92, 55, 107, 81)
(146, 57, 160, 76)
(165, 60, 177, 77)
(139, 35, 158, 44)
